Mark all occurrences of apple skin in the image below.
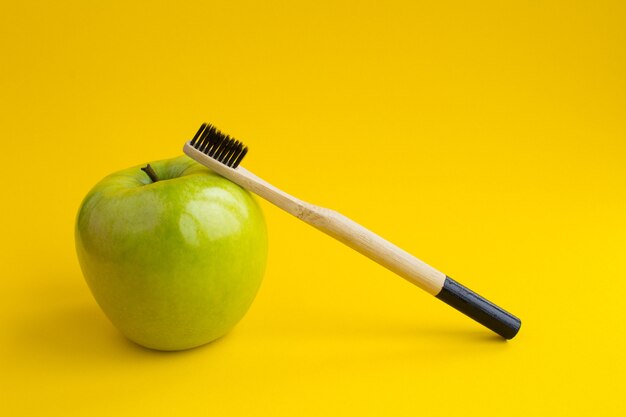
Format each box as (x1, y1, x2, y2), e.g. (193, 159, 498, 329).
(75, 155, 268, 351)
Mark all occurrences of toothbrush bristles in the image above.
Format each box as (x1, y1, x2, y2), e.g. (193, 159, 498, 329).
(189, 123, 248, 168)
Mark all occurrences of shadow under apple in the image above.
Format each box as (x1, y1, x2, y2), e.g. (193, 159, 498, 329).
(6, 273, 233, 375)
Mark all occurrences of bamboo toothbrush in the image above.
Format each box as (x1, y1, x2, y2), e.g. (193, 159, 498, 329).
(183, 123, 521, 339)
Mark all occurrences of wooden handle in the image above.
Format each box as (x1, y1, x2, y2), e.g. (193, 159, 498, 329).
(298, 206, 447, 295)
(184, 142, 522, 338)
(184, 141, 445, 293)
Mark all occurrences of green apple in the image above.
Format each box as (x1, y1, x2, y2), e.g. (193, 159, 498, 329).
(75, 155, 268, 351)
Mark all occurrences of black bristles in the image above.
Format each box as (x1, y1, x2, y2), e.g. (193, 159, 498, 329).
(224, 140, 241, 166)
(216, 138, 235, 161)
(190, 123, 207, 147)
(189, 123, 249, 168)
(231, 146, 248, 168)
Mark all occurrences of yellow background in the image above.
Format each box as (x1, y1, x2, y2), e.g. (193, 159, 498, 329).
(1, 1, 625, 415)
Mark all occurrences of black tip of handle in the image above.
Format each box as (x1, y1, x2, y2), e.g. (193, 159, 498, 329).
(436, 276, 521, 339)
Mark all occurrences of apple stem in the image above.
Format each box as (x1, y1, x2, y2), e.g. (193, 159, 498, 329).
(141, 164, 160, 183)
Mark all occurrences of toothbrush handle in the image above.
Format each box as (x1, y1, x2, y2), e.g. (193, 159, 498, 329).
(182, 145, 521, 339)
(306, 208, 521, 339)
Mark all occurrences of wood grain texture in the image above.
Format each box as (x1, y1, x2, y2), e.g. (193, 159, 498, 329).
(184, 142, 447, 295)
